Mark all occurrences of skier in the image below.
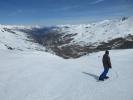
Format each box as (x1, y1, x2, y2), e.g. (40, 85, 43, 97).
(99, 50, 112, 81)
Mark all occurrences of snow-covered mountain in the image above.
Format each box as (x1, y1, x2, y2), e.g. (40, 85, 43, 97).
(0, 17, 133, 100)
(27, 17, 133, 58)
(0, 17, 133, 58)
(0, 25, 45, 51)
(58, 16, 133, 45)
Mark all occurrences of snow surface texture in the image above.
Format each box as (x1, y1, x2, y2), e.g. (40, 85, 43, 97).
(0, 49, 133, 100)
(58, 17, 133, 45)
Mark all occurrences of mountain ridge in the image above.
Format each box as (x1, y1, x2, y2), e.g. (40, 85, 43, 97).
(0, 16, 133, 58)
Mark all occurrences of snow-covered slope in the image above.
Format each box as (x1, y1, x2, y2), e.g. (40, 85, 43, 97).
(0, 25, 45, 51)
(58, 17, 133, 45)
(0, 17, 133, 100)
(0, 49, 133, 100)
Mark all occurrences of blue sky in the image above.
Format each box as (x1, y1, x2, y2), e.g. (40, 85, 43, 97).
(0, 0, 133, 25)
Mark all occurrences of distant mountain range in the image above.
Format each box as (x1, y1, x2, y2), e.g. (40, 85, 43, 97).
(0, 16, 133, 58)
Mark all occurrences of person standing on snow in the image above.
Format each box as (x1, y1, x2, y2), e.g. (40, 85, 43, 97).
(99, 50, 112, 81)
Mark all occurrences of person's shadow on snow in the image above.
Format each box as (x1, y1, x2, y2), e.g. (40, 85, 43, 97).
(82, 72, 99, 80)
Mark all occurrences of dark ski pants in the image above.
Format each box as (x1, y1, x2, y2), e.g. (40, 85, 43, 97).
(99, 68, 109, 79)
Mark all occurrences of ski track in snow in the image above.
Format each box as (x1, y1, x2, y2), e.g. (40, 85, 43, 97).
(0, 49, 133, 100)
